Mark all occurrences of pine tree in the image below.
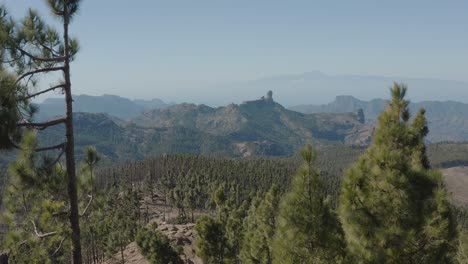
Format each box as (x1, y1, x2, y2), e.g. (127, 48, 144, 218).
(240, 185, 280, 264)
(195, 184, 246, 263)
(225, 199, 249, 264)
(0, 1, 83, 262)
(136, 223, 183, 264)
(2, 132, 69, 263)
(2, 131, 95, 263)
(273, 144, 345, 264)
(339, 83, 457, 263)
(107, 187, 140, 263)
(195, 214, 227, 264)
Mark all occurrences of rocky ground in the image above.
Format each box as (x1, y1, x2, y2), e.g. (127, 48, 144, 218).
(104, 193, 202, 264)
(442, 166, 468, 206)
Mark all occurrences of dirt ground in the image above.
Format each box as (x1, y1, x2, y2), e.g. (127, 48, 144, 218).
(442, 166, 468, 206)
(104, 193, 203, 264)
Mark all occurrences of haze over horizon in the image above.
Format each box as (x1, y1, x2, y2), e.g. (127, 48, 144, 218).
(37, 71, 468, 107)
(3, 0, 468, 105)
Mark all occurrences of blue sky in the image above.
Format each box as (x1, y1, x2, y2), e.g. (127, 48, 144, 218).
(2, 0, 468, 105)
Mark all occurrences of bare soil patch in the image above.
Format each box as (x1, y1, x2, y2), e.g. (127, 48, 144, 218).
(442, 166, 468, 206)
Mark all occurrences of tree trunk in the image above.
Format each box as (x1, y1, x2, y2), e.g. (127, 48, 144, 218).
(0, 253, 8, 264)
(92, 232, 97, 264)
(63, 2, 82, 263)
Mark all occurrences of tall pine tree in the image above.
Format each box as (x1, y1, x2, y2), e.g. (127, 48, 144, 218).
(339, 83, 457, 263)
(273, 144, 345, 264)
(0, 1, 83, 262)
(240, 185, 280, 264)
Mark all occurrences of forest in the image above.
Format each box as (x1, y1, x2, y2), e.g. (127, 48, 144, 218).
(1, 1, 468, 264)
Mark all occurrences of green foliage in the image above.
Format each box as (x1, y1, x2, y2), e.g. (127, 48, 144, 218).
(0, 1, 85, 262)
(458, 228, 468, 264)
(339, 83, 457, 263)
(273, 144, 345, 264)
(224, 195, 249, 263)
(0, 0, 81, 152)
(96, 155, 296, 214)
(240, 185, 280, 264)
(195, 214, 228, 264)
(78, 183, 142, 263)
(83, 145, 100, 193)
(194, 184, 249, 264)
(105, 188, 139, 256)
(135, 223, 182, 264)
(1, 131, 85, 262)
(0, 69, 30, 149)
(0, 131, 113, 263)
(47, 0, 82, 21)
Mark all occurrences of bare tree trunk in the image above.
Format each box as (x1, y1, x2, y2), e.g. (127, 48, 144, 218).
(92, 232, 97, 264)
(63, 2, 82, 263)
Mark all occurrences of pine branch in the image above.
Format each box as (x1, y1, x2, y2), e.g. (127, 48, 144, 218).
(33, 36, 61, 57)
(7, 138, 65, 152)
(52, 209, 69, 217)
(23, 84, 66, 100)
(14, 66, 64, 85)
(52, 237, 66, 256)
(17, 117, 66, 129)
(35, 142, 66, 152)
(30, 220, 57, 238)
(17, 46, 66, 62)
(80, 194, 93, 217)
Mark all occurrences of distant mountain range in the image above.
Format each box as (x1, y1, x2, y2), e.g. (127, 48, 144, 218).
(189, 71, 468, 106)
(35, 94, 173, 120)
(290, 95, 468, 142)
(33, 92, 468, 150)
(34, 92, 371, 159)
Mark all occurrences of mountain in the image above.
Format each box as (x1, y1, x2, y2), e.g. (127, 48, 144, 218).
(35, 94, 172, 120)
(131, 92, 372, 156)
(29, 92, 371, 160)
(290, 95, 468, 142)
(36, 113, 234, 161)
(133, 98, 173, 109)
(193, 71, 468, 106)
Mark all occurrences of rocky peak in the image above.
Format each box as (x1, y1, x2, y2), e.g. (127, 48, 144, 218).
(266, 90, 273, 102)
(355, 109, 365, 124)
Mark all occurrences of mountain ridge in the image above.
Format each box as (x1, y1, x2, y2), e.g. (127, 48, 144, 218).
(204, 72, 468, 106)
(36, 94, 173, 120)
(290, 95, 468, 142)
(131, 92, 372, 153)
(33, 92, 372, 159)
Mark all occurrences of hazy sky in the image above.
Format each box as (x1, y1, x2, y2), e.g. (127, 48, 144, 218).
(2, 0, 468, 104)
